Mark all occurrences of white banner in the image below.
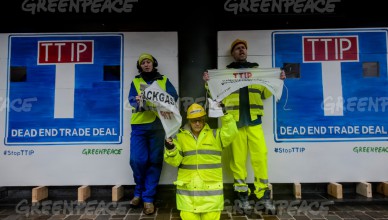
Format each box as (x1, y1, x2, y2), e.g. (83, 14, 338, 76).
(207, 68, 284, 102)
(207, 98, 224, 118)
(143, 81, 182, 138)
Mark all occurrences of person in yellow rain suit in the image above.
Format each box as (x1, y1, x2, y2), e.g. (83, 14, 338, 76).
(203, 39, 286, 214)
(164, 103, 238, 220)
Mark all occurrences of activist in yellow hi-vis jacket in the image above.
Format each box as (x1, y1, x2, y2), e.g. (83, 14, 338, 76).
(128, 53, 178, 215)
(203, 39, 286, 214)
(164, 103, 238, 220)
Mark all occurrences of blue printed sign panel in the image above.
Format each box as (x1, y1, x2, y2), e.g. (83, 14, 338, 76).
(6, 34, 123, 145)
(273, 29, 388, 142)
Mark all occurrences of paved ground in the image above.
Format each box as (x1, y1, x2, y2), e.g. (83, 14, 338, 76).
(1, 201, 388, 220)
(1, 198, 387, 220)
(1, 185, 387, 220)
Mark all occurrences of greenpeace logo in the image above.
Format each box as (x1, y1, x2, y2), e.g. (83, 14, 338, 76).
(224, 0, 342, 15)
(21, 0, 138, 15)
(323, 96, 388, 113)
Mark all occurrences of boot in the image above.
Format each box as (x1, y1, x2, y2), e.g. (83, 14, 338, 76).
(258, 189, 276, 215)
(237, 191, 252, 211)
(129, 196, 141, 207)
(143, 202, 155, 215)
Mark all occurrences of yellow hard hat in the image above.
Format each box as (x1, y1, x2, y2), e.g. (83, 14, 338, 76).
(230, 39, 247, 53)
(138, 53, 154, 65)
(187, 103, 206, 119)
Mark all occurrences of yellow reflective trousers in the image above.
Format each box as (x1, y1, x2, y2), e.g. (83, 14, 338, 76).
(230, 124, 269, 199)
(180, 211, 221, 220)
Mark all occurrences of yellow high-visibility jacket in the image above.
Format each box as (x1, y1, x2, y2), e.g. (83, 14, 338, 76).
(130, 76, 167, 124)
(164, 114, 238, 213)
(223, 84, 272, 122)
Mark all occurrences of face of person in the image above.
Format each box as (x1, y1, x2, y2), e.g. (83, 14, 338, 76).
(231, 43, 247, 62)
(190, 117, 205, 135)
(140, 59, 154, 72)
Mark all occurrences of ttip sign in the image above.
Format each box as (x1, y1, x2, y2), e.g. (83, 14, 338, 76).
(37, 41, 94, 119)
(38, 41, 93, 64)
(303, 36, 359, 117)
(303, 36, 358, 62)
(272, 29, 388, 142)
(5, 34, 123, 145)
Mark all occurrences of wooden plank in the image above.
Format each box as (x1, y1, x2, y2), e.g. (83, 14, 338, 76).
(268, 183, 273, 199)
(78, 185, 90, 202)
(327, 182, 343, 199)
(293, 182, 302, 199)
(376, 182, 388, 196)
(112, 185, 124, 202)
(356, 182, 372, 198)
(32, 186, 48, 203)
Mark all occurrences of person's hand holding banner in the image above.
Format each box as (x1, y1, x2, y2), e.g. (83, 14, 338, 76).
(207, 98, 225, 118)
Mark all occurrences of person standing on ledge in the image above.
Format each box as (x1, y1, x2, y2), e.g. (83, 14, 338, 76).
(203, 39, 286, 214)
(128, 53, 179, 215)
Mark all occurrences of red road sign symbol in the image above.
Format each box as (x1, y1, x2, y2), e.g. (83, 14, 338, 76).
(303, 36, 358, 62)
(38, 40, 93, 64)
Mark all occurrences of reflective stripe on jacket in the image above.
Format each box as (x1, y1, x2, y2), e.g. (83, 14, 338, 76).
(131, 76, 167, 124)
(223, 84, 272, 122)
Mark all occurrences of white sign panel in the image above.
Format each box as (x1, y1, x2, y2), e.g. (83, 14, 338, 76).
(218, 28, 388, 183)
(0, 32, 179, 186)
